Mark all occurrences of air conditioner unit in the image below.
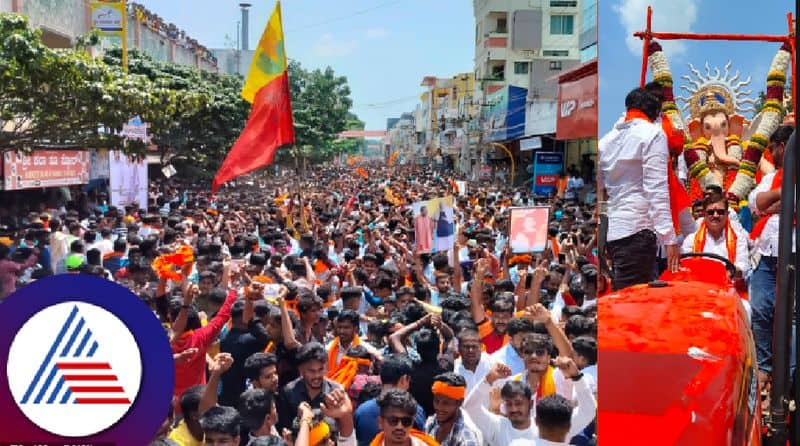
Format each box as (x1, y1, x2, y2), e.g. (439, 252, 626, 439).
(520, 50, 536, 58)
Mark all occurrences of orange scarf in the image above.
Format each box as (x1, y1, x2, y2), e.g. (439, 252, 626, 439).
(693, 220, 737, 264)
(327, 335, 360, 373)
(514, 365, 557, 399)
(369, 430, 439, 446)
(624, 109, 652, 123)
(750, 169, 785, 240)
(327, 355, 371, 388)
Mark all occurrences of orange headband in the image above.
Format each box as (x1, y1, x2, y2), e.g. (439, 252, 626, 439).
(309, 421, 330, 446)
(431, 381, 465, 400)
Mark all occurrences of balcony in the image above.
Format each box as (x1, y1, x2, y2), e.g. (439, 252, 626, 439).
(484, 36, 508, 49)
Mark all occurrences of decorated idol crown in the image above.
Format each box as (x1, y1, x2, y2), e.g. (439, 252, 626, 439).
(677, 61, 758, 119)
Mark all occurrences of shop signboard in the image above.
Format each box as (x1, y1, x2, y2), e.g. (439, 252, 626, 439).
(532, 151, 563, 196)
(3, 150, 89, 190)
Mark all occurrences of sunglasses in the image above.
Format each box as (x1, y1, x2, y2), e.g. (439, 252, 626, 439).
(384, 416, 414, 427)
(522, 347, 548, 357)
(705, 209, 726, 216)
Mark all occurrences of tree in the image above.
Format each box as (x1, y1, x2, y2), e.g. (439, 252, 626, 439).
(0, 14, 151, 155)
(279, 60, 356, 166)
(102, 48, 249, 178)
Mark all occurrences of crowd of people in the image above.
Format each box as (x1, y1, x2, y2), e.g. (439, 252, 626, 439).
(0, 164, 598, 445)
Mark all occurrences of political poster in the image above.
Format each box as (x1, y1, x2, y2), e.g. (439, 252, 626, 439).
(109, 151, 148, 210)
(509, 206, 550, 253)
(411, 196, 455, 253)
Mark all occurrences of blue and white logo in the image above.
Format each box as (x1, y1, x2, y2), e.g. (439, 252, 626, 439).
(7, 301, 142, 437)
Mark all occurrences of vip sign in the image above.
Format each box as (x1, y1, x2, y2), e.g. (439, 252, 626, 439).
(560, 100, 577, 118)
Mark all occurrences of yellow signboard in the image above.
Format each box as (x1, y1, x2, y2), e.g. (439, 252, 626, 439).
(90, 0, 127, 70)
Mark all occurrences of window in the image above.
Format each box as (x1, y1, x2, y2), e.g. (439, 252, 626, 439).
(514, 62, 530, 74)
(550, 15, 574, 35)
(491, 64, 505, 80)
(550, 0, 577, 6)
(543, 50, 570, 57)
(549, 61, 563, 70)
(496, 18, 507, 33)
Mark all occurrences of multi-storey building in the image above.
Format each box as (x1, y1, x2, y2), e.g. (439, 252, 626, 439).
(1, 1, 218, 71)
(473, 0, 584, 184)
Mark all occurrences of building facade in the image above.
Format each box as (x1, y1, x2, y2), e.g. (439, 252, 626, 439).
(1, 1, 218, 71)
(473, 0, 587, 186)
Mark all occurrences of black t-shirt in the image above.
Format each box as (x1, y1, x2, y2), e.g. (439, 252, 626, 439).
(409, 359, 443, 417)
(219, 323, 269, 407)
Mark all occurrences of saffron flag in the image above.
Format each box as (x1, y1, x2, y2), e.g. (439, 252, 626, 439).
(388, 151, 399, 167)
(211, 1, 294, 194)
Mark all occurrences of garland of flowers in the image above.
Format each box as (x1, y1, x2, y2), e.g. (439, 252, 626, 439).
(648, 42, 691, 155)
(152, 245, 195, 282)
(728, 42, 791, 201)
(650, 41, 716, 191)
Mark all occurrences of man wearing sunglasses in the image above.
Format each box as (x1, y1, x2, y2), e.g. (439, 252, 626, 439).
(681, 191, 750, 278)
(374, 389, 438, 446)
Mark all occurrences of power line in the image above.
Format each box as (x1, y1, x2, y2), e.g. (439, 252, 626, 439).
(285, 0, 404, 33)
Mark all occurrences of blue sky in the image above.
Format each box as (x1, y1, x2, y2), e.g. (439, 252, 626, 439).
(599, 0, 794, 133)
(137, 0, 475, 131)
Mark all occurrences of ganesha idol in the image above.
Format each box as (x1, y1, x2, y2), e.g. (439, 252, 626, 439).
(646, 41, 792, 208)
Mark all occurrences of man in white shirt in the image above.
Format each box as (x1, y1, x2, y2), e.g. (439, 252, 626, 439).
(463, 360, 595, 446)
(681, 192, 750, 277)
(598, 87, 679, 290)
(747, 125, 796, 381)
(489, 318, 537, 376)
(453, 329, 493, 394)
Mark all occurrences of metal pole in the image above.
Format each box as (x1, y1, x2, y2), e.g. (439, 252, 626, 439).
(765, 129, 796, 446)
(121, 0, 128, 72)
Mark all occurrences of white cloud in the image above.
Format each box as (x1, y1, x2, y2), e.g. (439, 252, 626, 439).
(613, 0, 698, 59)
(311, 33, 358, 57)
(366, 27, 389, 39)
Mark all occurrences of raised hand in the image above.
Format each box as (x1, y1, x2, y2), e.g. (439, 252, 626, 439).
(525, 304, 552, 324)
(553, 356, 581, 379)
(320, 388, 353, 419)
(209, 352, 234, 376)
(486, 362, 512, 385)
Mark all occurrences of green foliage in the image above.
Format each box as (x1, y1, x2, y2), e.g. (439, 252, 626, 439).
(0, 13, 150, 154)
(102, 47, 249, 177)
(278, 60, 357, 164)
(0, 13, 361, 179)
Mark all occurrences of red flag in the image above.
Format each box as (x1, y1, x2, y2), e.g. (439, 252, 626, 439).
(211, 2, 294, 194)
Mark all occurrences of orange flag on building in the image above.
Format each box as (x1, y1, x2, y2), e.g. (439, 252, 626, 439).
(211, 2, 294, 194)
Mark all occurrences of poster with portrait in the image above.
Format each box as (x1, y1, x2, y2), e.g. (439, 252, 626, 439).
(109, 151, 148, 210)
(411, 196, 455, 253)
(509, 206, 550, 253)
